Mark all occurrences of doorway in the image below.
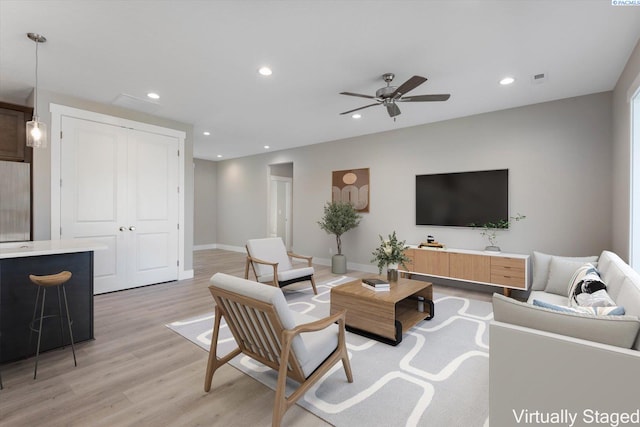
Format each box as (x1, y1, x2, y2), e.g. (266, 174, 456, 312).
(268, 163, 293, 250)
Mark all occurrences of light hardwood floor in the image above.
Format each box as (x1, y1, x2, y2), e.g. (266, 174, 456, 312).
(0, 249, 492, 426)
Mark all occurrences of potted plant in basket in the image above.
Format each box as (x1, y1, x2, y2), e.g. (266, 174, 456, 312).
(472, 213, 526, 252)
(317, 201, 362, 274)
(371, 231, 410, 282)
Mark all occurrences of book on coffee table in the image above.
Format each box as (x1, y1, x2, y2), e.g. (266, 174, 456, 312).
(362, 278, 390, 291)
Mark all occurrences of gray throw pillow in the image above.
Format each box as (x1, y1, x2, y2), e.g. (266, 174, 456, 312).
(545, 258, 590, 296)
(531, 251, 598, 291)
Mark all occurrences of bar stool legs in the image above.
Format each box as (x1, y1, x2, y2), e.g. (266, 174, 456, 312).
(28, 271, 77, 379)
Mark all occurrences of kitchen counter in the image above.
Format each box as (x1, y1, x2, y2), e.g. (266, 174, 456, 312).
(0, 239, 105, 259)
(0, 240, 103, 363)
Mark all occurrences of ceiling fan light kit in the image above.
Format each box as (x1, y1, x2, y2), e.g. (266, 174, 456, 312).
(340, 73, 450, 119)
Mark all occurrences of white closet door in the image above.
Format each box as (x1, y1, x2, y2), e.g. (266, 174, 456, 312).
(60, 117, 128, 293)
(126, 130, 179, 286)
(60, 117, 179, 293)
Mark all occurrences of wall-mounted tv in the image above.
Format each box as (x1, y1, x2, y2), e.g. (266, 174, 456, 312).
(416, 169, 508, 227)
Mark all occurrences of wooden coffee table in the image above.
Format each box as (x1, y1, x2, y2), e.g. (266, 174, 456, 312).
(330, 276, 434, 345)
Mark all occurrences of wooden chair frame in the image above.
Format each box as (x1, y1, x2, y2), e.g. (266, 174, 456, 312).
(204, 286, 353, 427)
(244, 245, 318, 295)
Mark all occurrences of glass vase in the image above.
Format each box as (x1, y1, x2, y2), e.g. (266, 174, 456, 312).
(386, 263, 399, 282)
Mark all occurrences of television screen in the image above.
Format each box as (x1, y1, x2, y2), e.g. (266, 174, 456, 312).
(415, 169, 508, 227)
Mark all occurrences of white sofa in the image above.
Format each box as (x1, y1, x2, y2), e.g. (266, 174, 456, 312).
(490, 250, 640, 426)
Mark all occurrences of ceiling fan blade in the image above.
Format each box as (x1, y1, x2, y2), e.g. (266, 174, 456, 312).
(386, 103, 401, 117)
(398, 94, 451, 102)
(391, 75, 427, 99)
(340, 91, 377, 99)
(339, 103, 380, 115)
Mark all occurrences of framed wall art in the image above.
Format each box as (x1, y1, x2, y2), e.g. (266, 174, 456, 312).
(332, 168, 370, 213)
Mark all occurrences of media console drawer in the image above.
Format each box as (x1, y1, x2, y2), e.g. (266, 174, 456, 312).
(402, 247, 529, 295)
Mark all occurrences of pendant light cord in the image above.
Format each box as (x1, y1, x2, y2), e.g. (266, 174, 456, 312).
(34, 36, 39, 118)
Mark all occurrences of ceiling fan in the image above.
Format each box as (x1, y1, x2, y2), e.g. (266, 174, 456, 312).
(339, 73, 450, 118)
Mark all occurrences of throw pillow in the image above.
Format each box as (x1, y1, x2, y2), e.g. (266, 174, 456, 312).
(576, 289, 616, 307)
(531, 251, 598, 291)
(532, 299, 625, 315)
(545, 257, 590, 296)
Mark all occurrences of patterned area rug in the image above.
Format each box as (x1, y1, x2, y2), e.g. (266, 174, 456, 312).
(167, 276, 492, 427)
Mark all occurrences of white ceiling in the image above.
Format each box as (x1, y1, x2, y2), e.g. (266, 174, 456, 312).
(2, 1, 640, 161)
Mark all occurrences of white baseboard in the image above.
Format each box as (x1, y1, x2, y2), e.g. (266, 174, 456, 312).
(193, 244, 217, 251)
(314, 256, 379, 274)
(215, 244, 246, 253)
(192, 245, 376, 273)
(179, 269, 194, 280)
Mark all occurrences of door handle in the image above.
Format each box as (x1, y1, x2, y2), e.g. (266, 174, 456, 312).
(119, 226, 126, 232)
(129, 226, 136, 231)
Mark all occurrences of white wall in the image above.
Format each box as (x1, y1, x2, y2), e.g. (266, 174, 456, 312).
(216, 92, 613, 267)
(612, 38, 640, 261)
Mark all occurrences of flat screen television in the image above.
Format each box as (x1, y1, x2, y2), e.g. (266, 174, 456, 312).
(415, 169, 508, 227)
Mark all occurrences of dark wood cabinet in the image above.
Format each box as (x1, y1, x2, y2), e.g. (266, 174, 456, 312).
(0, 101, 33, 162)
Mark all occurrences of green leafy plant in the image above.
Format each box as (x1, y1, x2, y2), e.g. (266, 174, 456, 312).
(371, 231, 410, 274)
(471, 213, 526, 248)
(317, 201, 362, 255)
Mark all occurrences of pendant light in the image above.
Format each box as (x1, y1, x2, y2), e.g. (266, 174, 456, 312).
(26, 33, 47, 148)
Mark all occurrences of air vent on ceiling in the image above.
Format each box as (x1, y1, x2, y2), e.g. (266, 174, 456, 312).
(112, 93, 161, 114)
(531, 73, 547, 84)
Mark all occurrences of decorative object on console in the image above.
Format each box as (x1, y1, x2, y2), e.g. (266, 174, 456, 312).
(371, 231, 410, 282)
(472, 213, 526, 252)
(418, 240, 445, 248)
(317, 201, 362, 274)
(331, 168, 370, 212)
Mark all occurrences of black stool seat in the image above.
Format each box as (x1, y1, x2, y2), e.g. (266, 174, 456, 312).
(29, 270, 77, 379)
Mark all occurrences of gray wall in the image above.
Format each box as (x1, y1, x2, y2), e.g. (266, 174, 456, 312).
(27, 89, 195, 270)
(194, 158, 217, 247)
(612, 38, 640, 261)
(216, 92, 613, 268)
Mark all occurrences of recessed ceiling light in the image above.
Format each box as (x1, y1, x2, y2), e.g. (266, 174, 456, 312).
(203, 131, 210, 136)
(264, 145, 270, 149)
(499, 77, 515, 86)
(351, 113, 362, 119)
(258, 66, 272, 76)
(217, 154, 223, 158)
(147, 92, 160, 99)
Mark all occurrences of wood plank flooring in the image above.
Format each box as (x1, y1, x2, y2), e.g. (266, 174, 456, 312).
(0, 249, 492, 426)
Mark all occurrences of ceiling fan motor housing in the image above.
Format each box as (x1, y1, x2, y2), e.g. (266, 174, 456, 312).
(376, 86, 396, 99)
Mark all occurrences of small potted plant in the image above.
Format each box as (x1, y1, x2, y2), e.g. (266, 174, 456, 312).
(371, 231, 410, 282)
(317, 201, 362, 274)
(473, 213, 526, 252)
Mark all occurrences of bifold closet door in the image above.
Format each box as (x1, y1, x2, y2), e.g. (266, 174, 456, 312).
(60, 117, 179, 294)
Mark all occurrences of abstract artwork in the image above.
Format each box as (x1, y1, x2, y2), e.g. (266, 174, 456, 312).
(332, 168, 370, 212)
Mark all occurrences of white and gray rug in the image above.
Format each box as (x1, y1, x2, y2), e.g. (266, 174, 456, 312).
(167, 276, 492, 427)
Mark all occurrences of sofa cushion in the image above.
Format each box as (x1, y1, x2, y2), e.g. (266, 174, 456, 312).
(531, 251, 598, 291)
(545, 257, 591, 296)
(527, 290, 568, 306)
(532, 299, 625, 316)
(493, 293, 640, 349)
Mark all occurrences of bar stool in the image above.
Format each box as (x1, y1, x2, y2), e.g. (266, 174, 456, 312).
(28, 271, 77, 379)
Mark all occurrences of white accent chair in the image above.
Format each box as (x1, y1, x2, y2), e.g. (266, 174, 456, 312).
(245, 237, 318, 295)
(204, 273, 353, 427)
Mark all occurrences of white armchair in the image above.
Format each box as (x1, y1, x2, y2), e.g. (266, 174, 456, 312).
(245, 237, 318, 295)
(205, 273, 353, 427)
